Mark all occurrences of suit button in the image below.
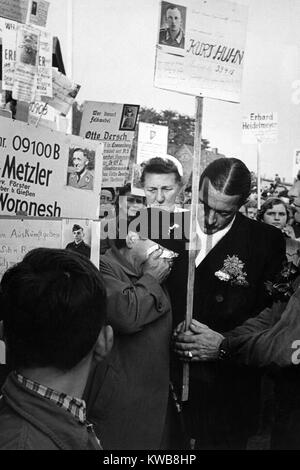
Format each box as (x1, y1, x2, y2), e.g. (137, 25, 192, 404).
(216, 294, 224, 303)
(157, 302, 163, 311)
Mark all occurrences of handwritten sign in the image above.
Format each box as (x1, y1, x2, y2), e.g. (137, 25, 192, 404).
(0, 0, 29, 24)
(0, 116, 103, 219)
(41, 69, 80, 115)
(242, 112, 278, 144)
(136, 122, 168, 164)
(0, 218, 62, 280)
(80, 101, 139, 187)
(154, 0, 249, 103)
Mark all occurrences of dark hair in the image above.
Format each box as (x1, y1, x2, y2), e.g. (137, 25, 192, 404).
(257, 197, 289, 223)
(0, 248, 107, 371)
(140, 157, 182, 185)
(200, 158, 251, 205)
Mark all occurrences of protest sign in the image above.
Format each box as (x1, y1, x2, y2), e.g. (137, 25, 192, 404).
(27, 0, 50, 28)
(36, 30, 52, 98)
(136, 122, 168, 163)
(0, 116, 103, 219)
(242, 112, 278, 144)
(12, 24, 39, 102)
(154, 0, 248, 103)
(131, 122, 168, 195)
(0, 18, 17, 91)
(41, 68, 80, 116)
(0, 217, 62, 280)
(0, 0, 29, 24)
(0, 0, 49, 26)
(80, 101, 139, 188)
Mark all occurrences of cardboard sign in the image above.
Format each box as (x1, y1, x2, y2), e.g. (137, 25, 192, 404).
(154, 0, 249, 103)
(136, 122, 169, 164)
(0, 217, 62, 280)
(80, 101, 139, 187)
(242, 112, 278, 144)
(0, 116, 103, 219)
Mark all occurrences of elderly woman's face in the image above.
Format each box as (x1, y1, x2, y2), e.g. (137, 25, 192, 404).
(143, 172, 181, 211)
(263, 203, 287, 229)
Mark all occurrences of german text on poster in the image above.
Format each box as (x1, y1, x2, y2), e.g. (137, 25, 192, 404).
(154, 0, 249, 103)
(0, 116, 103, 219)
(80, 101, 139, 188)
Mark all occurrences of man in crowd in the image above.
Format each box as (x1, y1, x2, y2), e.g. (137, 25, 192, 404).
(66, 224, 91, 258)
(172, 158, 285, 449)
(85, 208, 178, 450)
(0, 248, 113, 450)
(159, 4, 185, 49)
(68, 148, 94, 190)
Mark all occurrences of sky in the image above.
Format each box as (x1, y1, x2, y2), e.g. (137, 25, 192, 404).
(46, 0, 300, 182)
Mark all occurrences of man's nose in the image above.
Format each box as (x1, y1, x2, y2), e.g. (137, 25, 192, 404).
(274, 213, 280, 220)
(156, 190, 165, 204)
(206, 209, 216, 226)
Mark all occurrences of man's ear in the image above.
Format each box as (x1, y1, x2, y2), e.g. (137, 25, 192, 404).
(93, 325, 113, 362)
(126, 231, 139, 249)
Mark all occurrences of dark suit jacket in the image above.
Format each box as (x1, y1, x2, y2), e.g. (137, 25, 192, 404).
(170, 213, 286, 441)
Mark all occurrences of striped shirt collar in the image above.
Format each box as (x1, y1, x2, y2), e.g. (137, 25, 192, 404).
(16, 372, 86, 424)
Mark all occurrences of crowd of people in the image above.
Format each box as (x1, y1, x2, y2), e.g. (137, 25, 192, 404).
(1, 155, 300, 450)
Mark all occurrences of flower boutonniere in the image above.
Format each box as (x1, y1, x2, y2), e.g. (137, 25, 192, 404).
(215, 255, 249, 287)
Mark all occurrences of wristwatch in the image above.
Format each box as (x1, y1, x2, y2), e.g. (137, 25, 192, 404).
(218, 338, 230, 360)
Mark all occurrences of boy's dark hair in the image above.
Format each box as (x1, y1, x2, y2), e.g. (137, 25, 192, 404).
(0, 248, 106, 371)
(200, 158, 251, 205)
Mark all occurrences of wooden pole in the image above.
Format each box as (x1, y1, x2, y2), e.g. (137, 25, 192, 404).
(182, 96, 203, 402)
(257, 138, 262, 210)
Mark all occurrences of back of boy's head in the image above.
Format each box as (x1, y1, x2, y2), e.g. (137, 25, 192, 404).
(0, 248, 107, 371)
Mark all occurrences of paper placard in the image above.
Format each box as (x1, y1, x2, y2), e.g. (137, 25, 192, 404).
(154, 0, 249, 103)
(80, 101, 139, 188)
(0, 116, 103, 219)
(242, 112, 278, 144)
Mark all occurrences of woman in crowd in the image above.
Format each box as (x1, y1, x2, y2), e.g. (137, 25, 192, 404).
(257, 197, 299, 265)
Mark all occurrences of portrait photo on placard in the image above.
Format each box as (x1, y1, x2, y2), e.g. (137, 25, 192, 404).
(158, 2, 186, 50)
(119, 104, 139, 131)
(17, 28, 39, 66)
(62, 219, 92, 260)
(66, 146, 95, 191)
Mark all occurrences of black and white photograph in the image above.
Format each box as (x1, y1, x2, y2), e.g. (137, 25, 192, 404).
(158, 1, 186, 50)
(119, 104, 139, 131)
(62, 219, 92, 259)
(2, 0, 300, 456)
(66, 147, 95, 191)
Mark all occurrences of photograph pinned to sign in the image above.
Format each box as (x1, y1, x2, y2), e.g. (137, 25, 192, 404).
(158, 1, 187, 55)
(154, 0, 249, 103)
(12, 24, 40, 102)
(62, 218, 92, 258)
(66, 146, 96, 192)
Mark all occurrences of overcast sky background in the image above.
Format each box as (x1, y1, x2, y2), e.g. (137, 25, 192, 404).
(46, 0, 300, 182)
